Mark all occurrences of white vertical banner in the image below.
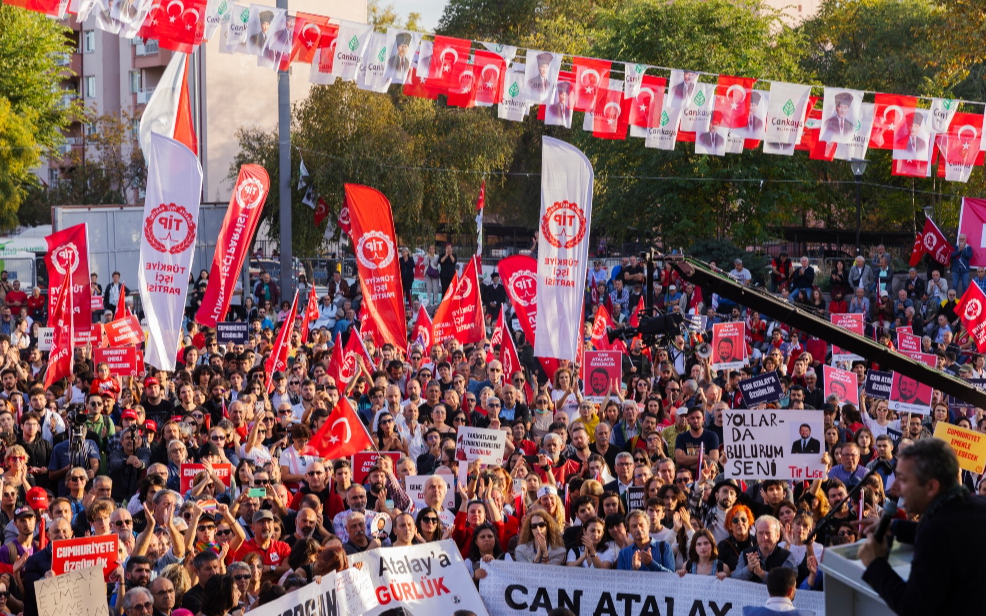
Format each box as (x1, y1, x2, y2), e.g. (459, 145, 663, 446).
(534, 137, 593, 361)
(138, 133, 203, 371)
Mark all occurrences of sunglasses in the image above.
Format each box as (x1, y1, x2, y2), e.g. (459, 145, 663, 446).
(289, 381, 300, 386)
(69, 476, 87, 482)
(197, 525, 216, 532)
(254, 480, 271, 486)
(530, 522, 547, 529)
(113, 519, 133, 527)
(421, 517, 439, 524)
(233, 574, 251, 581)
(216, 528, 234, 536)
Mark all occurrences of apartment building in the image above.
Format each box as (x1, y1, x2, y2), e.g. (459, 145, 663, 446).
(43, 0, 367, 203)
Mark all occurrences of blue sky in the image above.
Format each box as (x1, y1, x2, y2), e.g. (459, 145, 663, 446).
(407, 0, 448, 31)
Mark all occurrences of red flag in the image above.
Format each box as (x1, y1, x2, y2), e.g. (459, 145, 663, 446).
(336, 200, 351, 234)
(402, 68, 438, 100)
(429, 36, 472, 93)
(114, 283, 129, 321)
(714, 75, 756, 129)
(473, 50, 506, 106)
(308, 22, 340, 81)
(45, 224, 92, 341)
(629, 296, 645, 328)
(44, 273, 74, 388)
(264, 291, 299, 392)
(445, 60, 479, 108)
(313, 197, 329, 226)
(4, 0, 66, 18)
(572, 57, 611, 112)
(940, 112, 985, 171)
(300, 397, 373, 458)
(196, 165, 269, 326)
(300, 288, 319, 344)
(279, 12, 330, 70)
(432, 256, 485, 345)
(590, 304, 614, 350)
(628, 75, 667, 129)
(908, 233, 925, 268)
(141, 0, 207, 53)
(796, 101, 824, 152)
(411, 304, 433, 349)
(911, 218, 951, 266)
(591, 87, 629, 139)
(498, 313, 533, 402)
(498, 255, 559, 377)
(870, 94, 918, 150)
(343, 184, 408, 350)
(957, 281, 986, 352)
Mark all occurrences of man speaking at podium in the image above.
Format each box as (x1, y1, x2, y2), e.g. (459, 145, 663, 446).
(857, 438, 986, 615)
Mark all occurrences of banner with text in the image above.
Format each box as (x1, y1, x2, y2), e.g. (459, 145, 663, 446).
(51, 536, 119, 577)
(934, 421, 986, 473)
(45, 223, 92, 341)
(35, 566, 109, 616)
(103, 315, 145, 346)
(583, 350, 622, 401)
(479, 560, 823, 616)
(738, 371, 783, 407)
(831, 313, 864, 362)
(216, 322, 249, 345)
(711, 322, 747, 370)
(246, 567, 377, 616)
(864, 369, 893, 400)
(349, 539, 490, 616)
(352, 451, 402, 485)
(93, 347, 140, 377)
(179, 463, 232, 494)
(823, 364, 859, 406)
(723, 408, 826, 480)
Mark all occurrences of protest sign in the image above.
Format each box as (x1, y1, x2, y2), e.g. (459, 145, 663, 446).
(216, 322, 249, 345)
(93, 347, 140, 377)
(738, 371, 783, 407)
(831, 313, 864, 361)
(823, 364, 859, 406)
(179, 463, 232, 494)
(864, 370, 893, 399)
(888, 372, 932, 415)
(35, 566, 109, 616)
(948, 378, 986, 411)
(626, 486, 645, 512)
(583, 350, 622, 402)
(711, 322, 747, 370)
(38, 327, 53, 351)
(480, 561, 824, 616)
(897, 332, 922, 354)
(51, 536, 119, 576)
(934, 421, 986, 473)
(723, 409, 826, 480)
(349, 539, 490, 616)
(246, 567, 377, 616)
(897, 325, 912, 335)
(404, 475, 455, 512)
(352, 451, 402, 485)
(91, 296, 104, 312)
(103, 315, 144, 346)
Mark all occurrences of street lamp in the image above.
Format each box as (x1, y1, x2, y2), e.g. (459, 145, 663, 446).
(850, 158, 869, 255)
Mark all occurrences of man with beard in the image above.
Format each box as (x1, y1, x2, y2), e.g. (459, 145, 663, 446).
(342, 511, 385, 555)
(141, 377, 174, 426)
(235, 510, 291, 581)
(693, 478, 740, 543)
(284, 506, 326, 547)
(298, 379, 317, 422)
(332, 484, 374, 541)
(894, 375, 928, 406)
(287, 461, 345, 520)
(202, 378, 230, 425)
(180, 550, 222, 614)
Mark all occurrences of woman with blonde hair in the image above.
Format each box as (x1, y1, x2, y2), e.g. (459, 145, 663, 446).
(514, 509, 566, 565)
(2, 445, 31, 502)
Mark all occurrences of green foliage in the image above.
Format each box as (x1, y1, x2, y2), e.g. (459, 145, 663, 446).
(688, 238, 768, 283)
(0, 98, 40, 230)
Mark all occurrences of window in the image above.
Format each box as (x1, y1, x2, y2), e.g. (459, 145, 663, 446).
(82, 30, 95, 54)
(48, 168, 60, 185)
(85, 75, 96, 98)
(130, 70, 141, 93)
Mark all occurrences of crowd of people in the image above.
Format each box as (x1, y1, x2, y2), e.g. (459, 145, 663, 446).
(0, 236, 979, 616)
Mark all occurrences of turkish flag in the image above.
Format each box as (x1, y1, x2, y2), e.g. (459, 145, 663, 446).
(114, 283, 129, 321)
(796, 102, 824, 152)
(590, 304, 615, 350)
(402, 68, 439, 100)
(473, 50, 506, 106)
(411, 304, 433, 349)
(628, 75, 666, 129)
(432, 256, 485, 345)
(572, 57, 611, 112)
(957, 281, 986, 352)
(313, 197, 329, 226)
(301, 397, 373, 458)
(628, 296, 645, 327)
(264, 291, 299, 392)
(910, 218, 951, 266)
(445, 60, 479, 108)
(299, 288, 319, 343)
(714, 75, 756, 129)
(591, 87, 629, 139)
(279, 12, 330, 70)
(870, 94, 917, 150)
(939, 112, 985, 179)
(343, 184, 408, 350)
(44, 274, 74, 388)
(4, 0, 67, 18)
(429, 35, 472, 93)
(141, 0, 207, 53)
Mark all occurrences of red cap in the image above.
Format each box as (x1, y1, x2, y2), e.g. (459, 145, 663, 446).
(122, 409, 137, 420)
(144, 420, 157, 433)
(144, 377, 160, 388)
(26, 487, 49, 510)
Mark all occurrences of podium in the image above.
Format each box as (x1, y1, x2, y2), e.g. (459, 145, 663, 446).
(819, 541, 913, 615)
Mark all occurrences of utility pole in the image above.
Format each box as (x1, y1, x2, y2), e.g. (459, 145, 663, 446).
(277, 0, 293, 301)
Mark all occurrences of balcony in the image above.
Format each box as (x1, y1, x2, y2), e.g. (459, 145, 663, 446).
(136, 88, 155, 104)
(52, 53, 70, 67)
(59, 92, 78, 109)
(135, 40, 159, 56)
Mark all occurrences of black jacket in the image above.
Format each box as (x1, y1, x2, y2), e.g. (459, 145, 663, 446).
(862, 492, 986, 616)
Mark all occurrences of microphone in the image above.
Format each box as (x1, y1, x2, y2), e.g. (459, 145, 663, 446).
(873, 498, 898, 544)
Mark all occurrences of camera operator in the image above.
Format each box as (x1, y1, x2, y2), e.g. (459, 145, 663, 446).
(109, 426, 151, 502)
(48, 405, 100, 496)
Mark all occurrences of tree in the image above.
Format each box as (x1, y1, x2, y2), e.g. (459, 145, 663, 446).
(0, 7, 77, 228)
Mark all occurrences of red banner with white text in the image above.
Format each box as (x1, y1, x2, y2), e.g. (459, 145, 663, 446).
(45, 223, 91, 339)
(432, 256, 485, 345)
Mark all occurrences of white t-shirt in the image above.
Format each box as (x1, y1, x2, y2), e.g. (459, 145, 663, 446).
(566, 544, 618, 568)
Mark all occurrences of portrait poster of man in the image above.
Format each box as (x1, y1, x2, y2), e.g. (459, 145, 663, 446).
(545, 76, 575, 129)
(246, 5, 281, 57)
(835, 102, 875, 161)
(670, 70, 700, 105)
(790, 423, 821, 454)
(384, 30, 421, 85)
(892, 110, 932, 162)
(711, 322, 747, 371)
(583, 350, 622, 402)
(695, 110, 728, 156)
(820, 87, 863, 144)
(823, 364, 859, 407)
(259, 10, 293, 69)
(522, 50, 561, 104)
(889, 372, 932, 415)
